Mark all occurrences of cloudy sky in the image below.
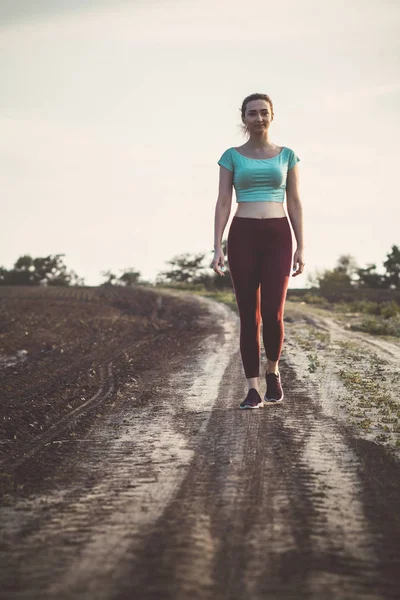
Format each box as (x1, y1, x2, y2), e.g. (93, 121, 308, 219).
(1, 0, 399, 287)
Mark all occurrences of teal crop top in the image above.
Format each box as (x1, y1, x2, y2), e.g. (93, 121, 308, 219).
(217, 146, 300, 203)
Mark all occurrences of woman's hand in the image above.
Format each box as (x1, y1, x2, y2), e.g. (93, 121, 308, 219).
(292, 248, 305, 277)
(211, 247, 226, 276)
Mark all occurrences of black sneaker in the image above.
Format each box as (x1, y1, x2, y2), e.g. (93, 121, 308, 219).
(264, 372, 284, 405)
(239, 388, 263, 409)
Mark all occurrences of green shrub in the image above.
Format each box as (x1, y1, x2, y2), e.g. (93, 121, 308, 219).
(335, 299, 400, 317)
(287, 295, 304, 303)
(351, 314, 400, 337)
(303, 293, 329, 305)
(380, 301, 400, 319)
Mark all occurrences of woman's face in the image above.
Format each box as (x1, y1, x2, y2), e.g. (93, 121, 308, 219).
(243, 100, 273, 134)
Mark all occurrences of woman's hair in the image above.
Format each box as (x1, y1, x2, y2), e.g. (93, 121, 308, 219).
(239, 93, 274, 137)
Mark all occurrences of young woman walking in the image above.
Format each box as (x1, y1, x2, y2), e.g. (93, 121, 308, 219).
(211, 93, 305, 409)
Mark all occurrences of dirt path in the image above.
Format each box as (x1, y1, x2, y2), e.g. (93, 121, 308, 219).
(0, 289, 399, 599)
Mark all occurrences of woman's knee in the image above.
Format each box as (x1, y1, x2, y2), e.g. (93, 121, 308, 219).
(261, 308, 283, 323)
(239, 314, 261, 332)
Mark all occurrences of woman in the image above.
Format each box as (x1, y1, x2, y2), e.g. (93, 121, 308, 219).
(211, 93, 305, 409)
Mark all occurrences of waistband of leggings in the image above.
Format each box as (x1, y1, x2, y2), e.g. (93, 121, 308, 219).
(231, 215, 289, 224)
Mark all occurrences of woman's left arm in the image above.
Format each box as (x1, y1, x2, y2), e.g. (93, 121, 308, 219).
(286, 164, 305, 277)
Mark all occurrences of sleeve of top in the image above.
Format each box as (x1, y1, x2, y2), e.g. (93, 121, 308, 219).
(288, 149, 300, 170)
(217, 148, 234, 172)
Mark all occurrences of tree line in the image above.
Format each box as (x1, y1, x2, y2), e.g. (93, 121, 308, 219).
(0, 244, 399, 293)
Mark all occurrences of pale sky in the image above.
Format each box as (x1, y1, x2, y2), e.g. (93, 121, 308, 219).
(1, 0, 399, 288)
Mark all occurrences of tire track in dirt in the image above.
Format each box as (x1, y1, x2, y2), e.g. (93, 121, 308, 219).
(0, 298, 238, 600)
(0, 334, 168, 471)
(1, 298, 400, 599)
(85, 305, 399, 600)
(0, 361, 114, 469)
(110, 352, 389, 600)
(284, 304, 400, 452)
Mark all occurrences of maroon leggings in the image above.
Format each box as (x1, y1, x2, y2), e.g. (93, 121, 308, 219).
(227, 215, 293, 378)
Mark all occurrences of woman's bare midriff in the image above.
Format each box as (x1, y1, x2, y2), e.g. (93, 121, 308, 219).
(234, 201, 287, 220)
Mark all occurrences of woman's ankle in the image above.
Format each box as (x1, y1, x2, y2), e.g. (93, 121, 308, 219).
(266, 357, 279, 375)
(247, 376, 259, 392)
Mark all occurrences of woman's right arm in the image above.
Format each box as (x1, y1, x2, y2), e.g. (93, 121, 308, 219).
(211, 166, 233, 276)
(213, 197, 231, 251)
